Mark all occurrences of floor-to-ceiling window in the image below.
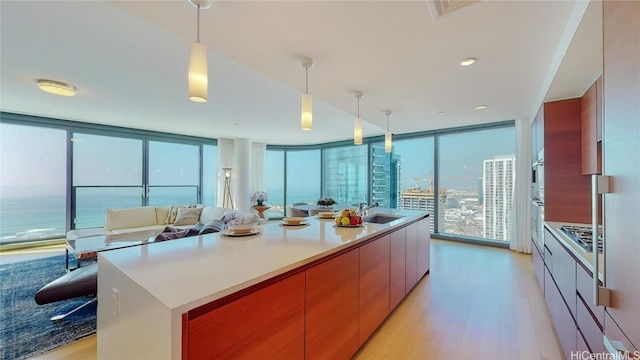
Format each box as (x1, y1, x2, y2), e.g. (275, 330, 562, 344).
(0, 123, 67, 244)
(0, 113, 217, 245)
(265, 149, 285, 218)
(202, 144, 218, 205)
(72, 133, 144, 228)
(438, 127, 515, 242)
(286, 149, 321, 206)
(381, 137, 437, 231)
(148, 141, 199, 206)
(323, 145, 368, 206)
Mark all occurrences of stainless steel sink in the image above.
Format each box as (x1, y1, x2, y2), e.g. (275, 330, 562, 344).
(362, 214, 405, 224)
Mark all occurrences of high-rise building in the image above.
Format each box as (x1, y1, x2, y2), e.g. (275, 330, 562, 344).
(482, 155, 515, 241)
(371, 144, 401, 208)
(399, 178, 446, 232)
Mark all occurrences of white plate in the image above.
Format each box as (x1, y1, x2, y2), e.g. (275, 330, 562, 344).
(280, 220, 308, 226)
(334, 224, 364, 228)
(221, 228, 261, 237)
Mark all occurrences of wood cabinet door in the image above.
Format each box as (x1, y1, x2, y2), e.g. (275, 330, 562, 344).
(359, 235, 390, 346)
(389, 228, 406, 310)
(417, 217, 430, 279)
(603, 0, 640, 350)
(545, 267, 577, 359)
(305, 250, 359, 360)
(186, 272, 305, 359)
(405, 222, 418, 293)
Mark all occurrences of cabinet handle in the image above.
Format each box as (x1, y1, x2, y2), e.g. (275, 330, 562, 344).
(592, 175, 611, 307)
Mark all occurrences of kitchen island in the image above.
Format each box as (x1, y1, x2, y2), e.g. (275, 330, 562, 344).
(97, 208, 430, 359)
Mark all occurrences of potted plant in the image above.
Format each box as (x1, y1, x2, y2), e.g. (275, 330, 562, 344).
(316, 197, 336, 207)
(251, 191, 268, 206)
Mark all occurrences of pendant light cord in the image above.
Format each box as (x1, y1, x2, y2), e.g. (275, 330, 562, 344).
(196, 4, 201, 43)
(357, 97, 360, 117)
(387, 114, 390, 131)
(305, 67, 309, 94)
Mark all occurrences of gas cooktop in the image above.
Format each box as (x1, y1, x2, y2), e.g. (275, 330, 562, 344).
(559, 225, 603, 253)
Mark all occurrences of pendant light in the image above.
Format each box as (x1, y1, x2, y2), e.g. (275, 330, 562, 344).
(383, 110, 392, 153)
(300, 57, 314, 131)
(188, 0, 210, 103)
(353, 91, 364, 145)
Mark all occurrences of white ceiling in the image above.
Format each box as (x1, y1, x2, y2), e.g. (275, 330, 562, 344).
(0, 0, 602, 145)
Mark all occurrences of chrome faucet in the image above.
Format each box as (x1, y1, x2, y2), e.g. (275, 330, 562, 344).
(359, 202, 379, 215)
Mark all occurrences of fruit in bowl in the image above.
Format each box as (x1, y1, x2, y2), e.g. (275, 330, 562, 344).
(335, 208, 363, 226)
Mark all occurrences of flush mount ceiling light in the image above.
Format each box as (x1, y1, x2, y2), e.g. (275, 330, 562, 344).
(188, 0, 211, 103)
(383, 110, 393, 153)
(300, 57, 314, 131)
(353, 91, 364, 145)
(475, 105, 487, 110)
(460, 57, 477, 66)
(37, 80, 77, 96)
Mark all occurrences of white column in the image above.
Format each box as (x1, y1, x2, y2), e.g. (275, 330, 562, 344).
(234, 138, 252, 212)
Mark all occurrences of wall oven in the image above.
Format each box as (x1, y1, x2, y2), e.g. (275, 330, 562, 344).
(531, 199, 544, 250)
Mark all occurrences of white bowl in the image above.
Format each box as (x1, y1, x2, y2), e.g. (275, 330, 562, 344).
(227, 222, 259, 231)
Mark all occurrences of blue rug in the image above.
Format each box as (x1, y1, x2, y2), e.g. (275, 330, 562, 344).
(0, 255, 96, 360)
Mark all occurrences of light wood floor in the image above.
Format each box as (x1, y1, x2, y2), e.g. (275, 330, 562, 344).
(36, 239, 563, 360)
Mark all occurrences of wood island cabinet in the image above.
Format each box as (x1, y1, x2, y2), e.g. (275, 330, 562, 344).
(405, 222, 418, 293)
(178, 215, 431, 359)
(389, 228, 406, 310)
(305, 249, 359, 360)
(417, 217, 430, 279)
(358, 235, 390, 346)
(186, 272, 305, 359)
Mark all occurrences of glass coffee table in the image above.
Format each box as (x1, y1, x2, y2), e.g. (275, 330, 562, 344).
(65, 230, 161, 271)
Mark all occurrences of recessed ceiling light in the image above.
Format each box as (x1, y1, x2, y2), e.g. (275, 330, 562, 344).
(460, 57, 477, 66)
(37, 79, 77, 96)
(475, 105, 487, 110)
(439, 112, 446, 115)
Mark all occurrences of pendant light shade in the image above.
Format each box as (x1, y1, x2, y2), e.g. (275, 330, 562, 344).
(300, 57, 314, 131)
(354, 117, 363, 145)
(189, 42, 208, 103)
(353, 91, 364, 145)
(384, 110, 392, 153)
(301, 93, 312, 130)
(188, 1, 210, 103)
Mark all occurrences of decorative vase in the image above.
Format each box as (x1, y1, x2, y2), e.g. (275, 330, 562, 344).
(252, 205, 270, 219)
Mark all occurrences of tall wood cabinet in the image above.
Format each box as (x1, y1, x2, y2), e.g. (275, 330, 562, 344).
(602, 0, 640, 351)
(543, 99, 592, 224)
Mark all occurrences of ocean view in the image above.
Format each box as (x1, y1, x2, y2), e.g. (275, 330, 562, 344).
(0, 189, 319, 245)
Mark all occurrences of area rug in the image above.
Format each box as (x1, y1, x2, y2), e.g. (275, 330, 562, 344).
(0, 255, 96, 360)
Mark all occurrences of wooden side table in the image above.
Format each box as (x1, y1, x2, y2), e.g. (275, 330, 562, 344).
(252, 205, 270, 219)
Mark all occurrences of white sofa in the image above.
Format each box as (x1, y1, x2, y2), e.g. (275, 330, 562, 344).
(66, 205, 233, 241)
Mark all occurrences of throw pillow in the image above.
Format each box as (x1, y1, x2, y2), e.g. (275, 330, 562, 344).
(173, 207, 203, 226)
(167, 204, 197, 224)
(219, 211, 238, 224)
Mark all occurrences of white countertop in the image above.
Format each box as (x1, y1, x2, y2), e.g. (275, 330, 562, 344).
(98, 208, 428, 314)
(544, 221, 604, 281)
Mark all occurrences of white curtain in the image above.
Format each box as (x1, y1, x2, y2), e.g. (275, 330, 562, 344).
(251, 143, 266, 194)
(216, 138, 235, 208)
(510, 118, 532, 253)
